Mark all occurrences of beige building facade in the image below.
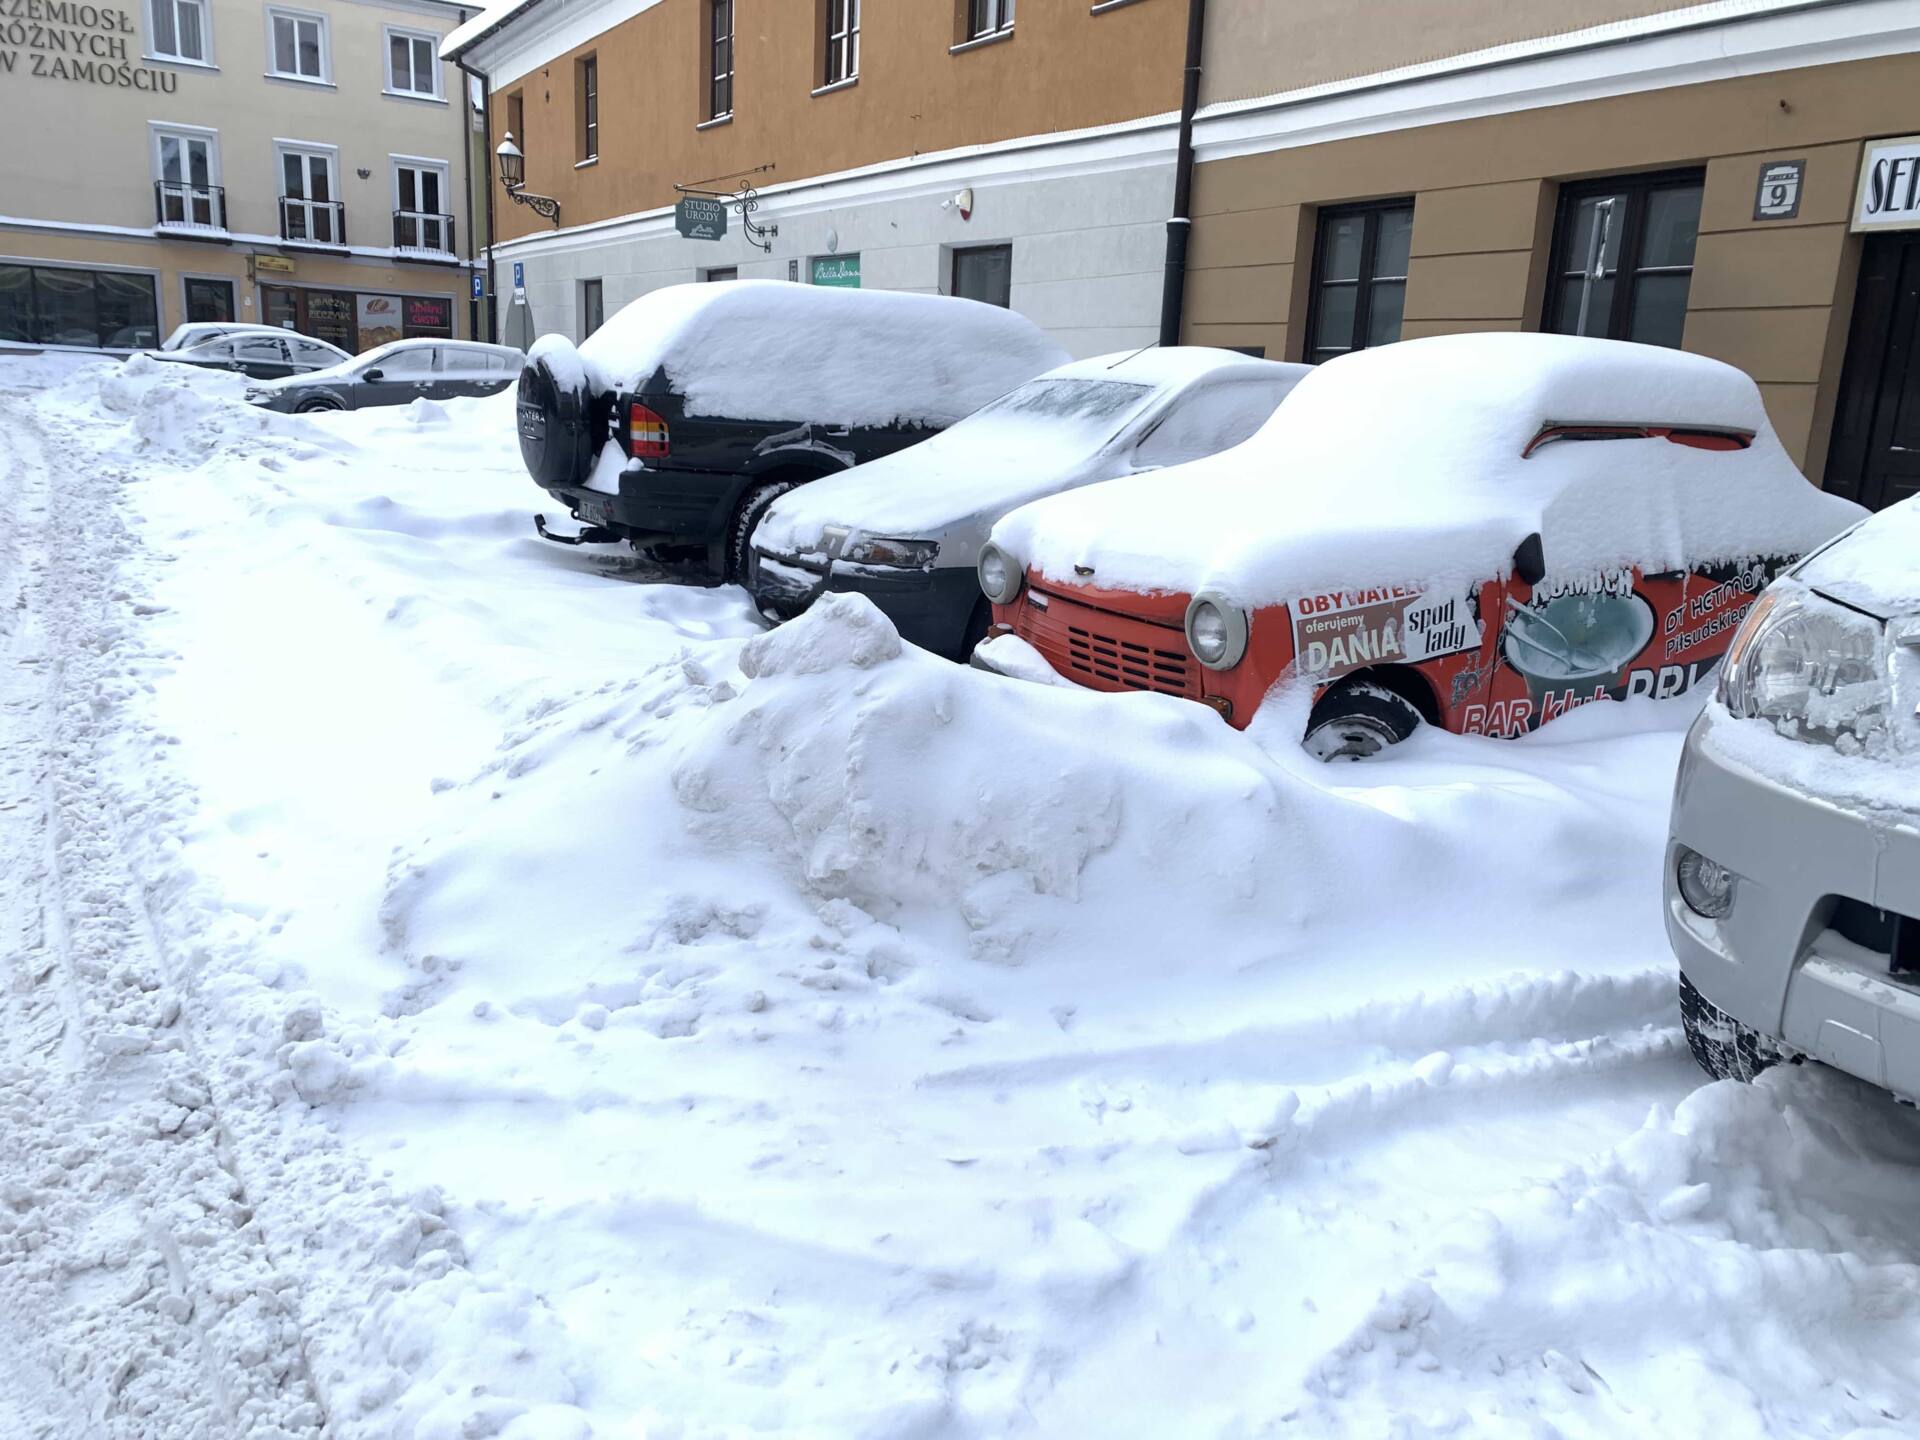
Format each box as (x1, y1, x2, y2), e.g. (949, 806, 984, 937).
(0, 0, 482, 352)
(1182, 0, 1920, 512)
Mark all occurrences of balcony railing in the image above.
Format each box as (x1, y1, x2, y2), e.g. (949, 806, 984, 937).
(154, 180, 227, 233)
(392, 209, 456, 256)
(279, 196, 347, 247)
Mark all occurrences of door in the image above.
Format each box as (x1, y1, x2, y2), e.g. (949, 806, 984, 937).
(358, 346, 436, 408)
(281, 150, 338, 244)
(394, 164, 448, 252)
(1827, 234, 1920, 512)
(157, 132, 217, 227)
(230, 336, 295, 378)
(432, 346, 505, 399)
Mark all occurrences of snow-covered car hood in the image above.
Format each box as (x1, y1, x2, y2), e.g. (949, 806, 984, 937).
(1797, 495, 1918, 619)
(992, 334, 1868, 606)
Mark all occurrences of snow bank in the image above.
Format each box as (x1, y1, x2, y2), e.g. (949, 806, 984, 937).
(993, 334, 1865, 605)
(575, 279, 1070, 428)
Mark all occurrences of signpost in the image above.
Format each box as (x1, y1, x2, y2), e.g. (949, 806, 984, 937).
(675, 196, 729, 241)
(471, 272, 484, 300)
(810, 254, 861, 288)
(513, 261, 525, 289)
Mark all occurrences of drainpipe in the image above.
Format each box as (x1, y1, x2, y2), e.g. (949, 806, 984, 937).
(1158, 0, 1207, 348)
(456, 53, 499, 345)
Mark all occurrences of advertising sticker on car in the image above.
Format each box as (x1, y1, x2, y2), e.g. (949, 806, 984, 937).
(1292, 586, 1482, 680)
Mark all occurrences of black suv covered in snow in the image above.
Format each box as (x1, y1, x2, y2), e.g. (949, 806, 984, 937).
(516, 281, 1066, 581)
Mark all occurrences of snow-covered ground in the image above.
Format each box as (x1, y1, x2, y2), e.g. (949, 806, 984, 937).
(6, 352, 1920, 1438)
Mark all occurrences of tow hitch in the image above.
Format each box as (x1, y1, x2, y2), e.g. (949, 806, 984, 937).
(534, 514, 621, 546)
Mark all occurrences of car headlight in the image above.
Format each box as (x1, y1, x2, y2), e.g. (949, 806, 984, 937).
(1185, 591, 1248, 670)
(978, 543, 1022, 605)
(1675, 845, 1737, 919)
(843, 536, 940, 569)
(1718, 581, 1891, 750)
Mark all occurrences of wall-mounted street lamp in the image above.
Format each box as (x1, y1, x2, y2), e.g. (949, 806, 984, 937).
(495, 132, 560, 225)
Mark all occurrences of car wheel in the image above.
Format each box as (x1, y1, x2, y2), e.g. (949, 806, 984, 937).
(295, 398, 343, 413)
(958, 597, 993, 663)
(727, 480, 796, 584)
(1679, 973, 1795, 1083)
(1303, 679, 1423, 761)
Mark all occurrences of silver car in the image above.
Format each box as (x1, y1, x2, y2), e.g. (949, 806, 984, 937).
(1667, 495, 1920, 1098)
(247, 339, 525, 413)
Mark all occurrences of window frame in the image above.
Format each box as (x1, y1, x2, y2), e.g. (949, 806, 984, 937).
(1542, 167, 1706, 349)
(276, 141, 342, 245)
(146, 0, 211, 64)
(965, 0, 1015, 42)
(391, 155, 453, 253)
(265, 7, 330, 84)
(0, 260, 163, 350)
(581, 278, 604, 339)
(1303, 197, 1414, 366)
(181, 275, 236, 325)
(384, 26, 442, 99)
(505, 90, 526, 148)
(950, 243, 1013, 309)
(706, 0, 734, 122)
(577, 53, 599, 161)
(823, 0, 860, 86)
(150, 121, 223, 229)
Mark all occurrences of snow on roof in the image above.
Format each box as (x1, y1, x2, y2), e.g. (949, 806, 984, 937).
(1799, 494, 1918, 618)
(575, 280, 1069, 429)
(992, 333, 1865, 606)
(1040, 346, 1304, 389)
(440, 0, 540, 59)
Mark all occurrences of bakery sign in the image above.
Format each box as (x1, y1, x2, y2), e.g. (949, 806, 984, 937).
(1853, 135, 1920, 232)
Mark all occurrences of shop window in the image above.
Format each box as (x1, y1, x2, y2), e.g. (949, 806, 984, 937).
(963, 0, 1014, 42)
(386, 28, 440, 98)
(581, 279, 604, 338)
(403, 296, 454, 339)
(1544, 170, 1704, 349)
(1305, 199, 1412, 364)
(148, 0, 208, 63)
(184, 277, 235, 324)
(706, 0, 734, 121)
(268, 9, 329, 83)
(577, 54, 599, 160)
(823, 0, 859, 85)
(952, 244, 1012, 308)
(0, 263, 159, 348)
(261, 285, 357, 349)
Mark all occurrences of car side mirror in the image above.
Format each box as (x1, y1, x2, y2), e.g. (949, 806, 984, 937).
(1513, 532, 1547, 588)
(363, 368, 383, 382)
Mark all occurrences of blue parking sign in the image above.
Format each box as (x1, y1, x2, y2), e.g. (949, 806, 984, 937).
(513, 261, 525, 289)
(471, 272, 484, 300)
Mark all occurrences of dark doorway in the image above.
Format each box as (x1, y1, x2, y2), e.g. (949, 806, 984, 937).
(1828, 233, 1920, 511)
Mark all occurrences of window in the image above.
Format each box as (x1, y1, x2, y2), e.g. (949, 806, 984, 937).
(506, 90, 525, 146)
(268, 9, 328, 82)
(279, 146, 340, 244)
(289, 337, 344, 368)
(965, 0, 1014, 41)
(229, 336, 292, 366)
(393, 160, 451, 252)
(363, 346, 435, 379)
(951, 244, 1012, 308)
(577, 54, 599, 160)
(1305, 200, 1413, 364)
(0, 264, 160, 349)
(707, 0, 733, 120)
(184, 277, 234, 324)
(824, 0, 859, 85)
(581, 279, 604, 338)
(148, 0, 207, 62)
(153, 126, 221, 229)
(386, 28, 440, 97)
(703, 267, 737, 283)
(1134, 379, 1294, 469)
(1544, 170, 1704, 350)
(403, 296, 454, 338)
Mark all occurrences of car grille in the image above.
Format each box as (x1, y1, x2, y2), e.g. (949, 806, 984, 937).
(1018, 590, 1198, 699)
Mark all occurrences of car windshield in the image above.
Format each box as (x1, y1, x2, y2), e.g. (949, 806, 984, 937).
(970, 378, 1154, 432)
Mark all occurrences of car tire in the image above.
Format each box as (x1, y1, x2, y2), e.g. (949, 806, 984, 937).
(1678, 972, 1794, 1083)
(1303, 678, 1424, 761)
(727, 480, 795, 584)
(958, 597, 993, 663)
(295, 398, 343, 413)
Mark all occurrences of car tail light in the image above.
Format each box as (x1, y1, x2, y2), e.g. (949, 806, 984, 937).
(627, 401, 670, 458)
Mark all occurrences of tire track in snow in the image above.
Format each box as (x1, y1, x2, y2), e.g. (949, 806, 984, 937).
(0, 394, 326, 1439)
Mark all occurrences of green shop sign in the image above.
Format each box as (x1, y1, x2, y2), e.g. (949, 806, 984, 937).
(810, 255, 861, 288)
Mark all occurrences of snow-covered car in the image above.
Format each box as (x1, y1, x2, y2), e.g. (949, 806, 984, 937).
(1667, 496, 1920, 1099)
(515, 281, 1068, 581)
(246, 339, 525, 413)
(148, 330, 351, 381)
(745, 348, 1309, 660)
(974, 333, 1867, 756)
(157, 321, 293, 352)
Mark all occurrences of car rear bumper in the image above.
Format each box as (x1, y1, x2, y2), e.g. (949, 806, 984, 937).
(749, 549, 980, 659)
(541, 459, 735, 548)
(1666, 707, 1920, 1099)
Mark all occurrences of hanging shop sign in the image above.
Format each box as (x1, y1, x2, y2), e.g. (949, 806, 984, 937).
(1753, 159, 1804, 221)
(810, 254, 861, 288)
(675, 196, 729, 241)
(1853, 135, 1920, 233)
(0, 2, 179, 90)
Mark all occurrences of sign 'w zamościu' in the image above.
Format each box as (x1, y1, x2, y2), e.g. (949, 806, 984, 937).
(0, 0, 179, 90)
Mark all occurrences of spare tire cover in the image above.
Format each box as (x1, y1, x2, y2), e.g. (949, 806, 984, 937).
(517, 343, 597, 490)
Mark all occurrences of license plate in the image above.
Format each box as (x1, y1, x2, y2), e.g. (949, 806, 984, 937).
(578, 495, 614, 526)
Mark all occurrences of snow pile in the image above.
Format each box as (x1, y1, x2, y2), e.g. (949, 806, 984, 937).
(992, 333, 1866, 604)
(575, 279, 1070, 427)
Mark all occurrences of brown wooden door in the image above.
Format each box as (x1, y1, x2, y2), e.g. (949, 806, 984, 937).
(1828, 234, 1920, 512)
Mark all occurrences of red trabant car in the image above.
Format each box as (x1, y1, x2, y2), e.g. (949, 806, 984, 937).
(972, 335, 1865, 758)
